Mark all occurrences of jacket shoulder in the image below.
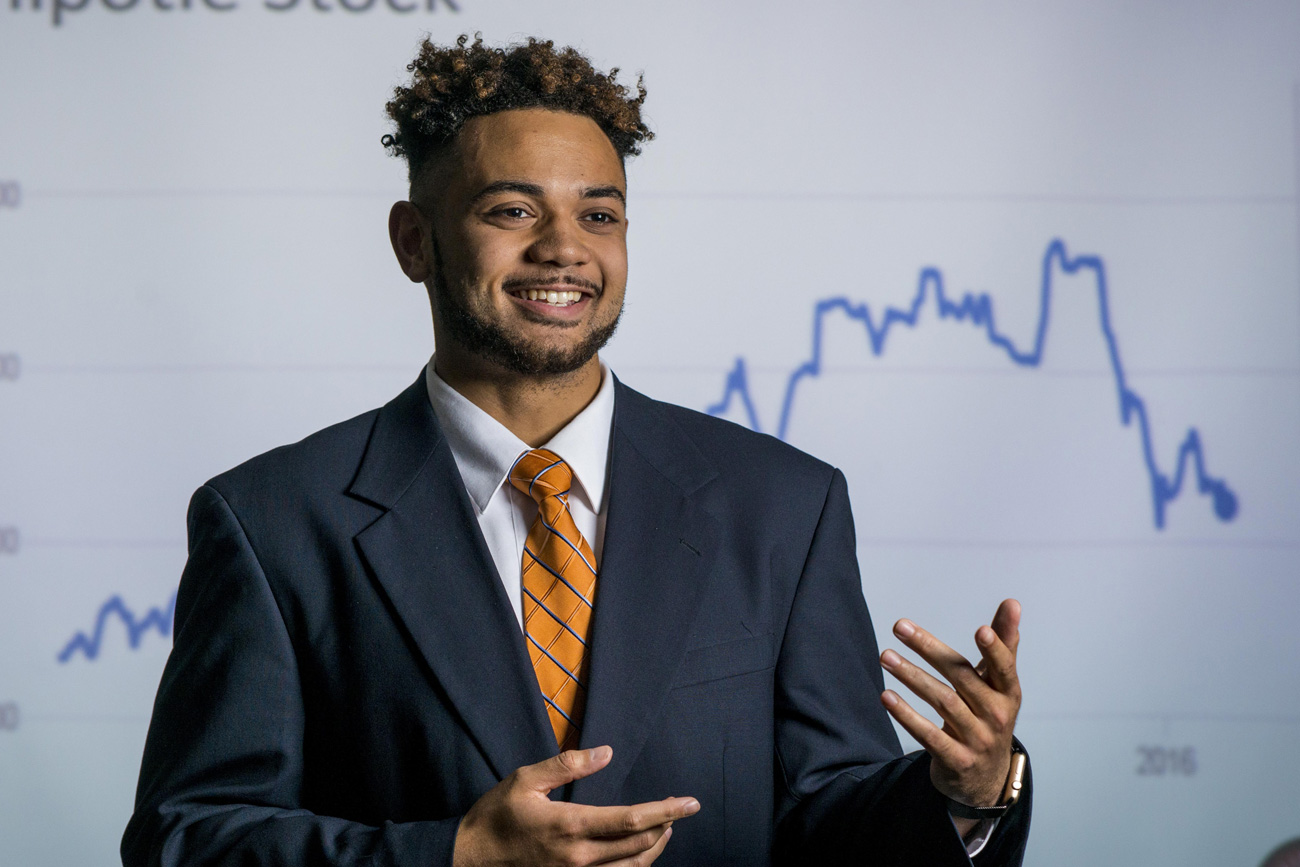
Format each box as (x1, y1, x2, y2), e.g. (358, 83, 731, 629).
(616, 382, 837, 489)
(204, 405, 382, 503)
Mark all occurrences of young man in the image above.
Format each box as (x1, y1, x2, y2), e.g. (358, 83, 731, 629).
(123, 36, 1031, 867)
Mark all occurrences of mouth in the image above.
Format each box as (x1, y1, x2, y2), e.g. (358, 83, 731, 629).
(508, 287, 589, 307)
(504, 279, 600, 319)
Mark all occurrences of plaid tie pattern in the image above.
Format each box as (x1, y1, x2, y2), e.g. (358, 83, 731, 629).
(508, 448, 597, 751)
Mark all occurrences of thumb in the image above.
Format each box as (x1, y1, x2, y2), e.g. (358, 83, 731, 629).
(517, 746, 613, 794)
(992, 598, 1021, 652)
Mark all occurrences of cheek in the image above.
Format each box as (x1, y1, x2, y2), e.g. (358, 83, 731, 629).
(472, 239, 521, 277)
(444, 226, 517, 285)
(596, 242, 629, 289)
(445, 261, 508, 309)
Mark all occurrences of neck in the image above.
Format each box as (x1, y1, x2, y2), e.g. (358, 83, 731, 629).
(433, 350, 603, 447)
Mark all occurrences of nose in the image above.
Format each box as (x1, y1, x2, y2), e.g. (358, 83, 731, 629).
(526, 216, 590, 268)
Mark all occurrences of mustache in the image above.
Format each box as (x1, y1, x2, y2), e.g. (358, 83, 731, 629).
(502, 274, 602, 295)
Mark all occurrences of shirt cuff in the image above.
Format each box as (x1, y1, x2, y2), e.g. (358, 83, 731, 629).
(952, 815, 999, 858)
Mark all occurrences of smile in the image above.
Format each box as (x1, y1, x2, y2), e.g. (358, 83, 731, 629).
(510, 288, 587, 307)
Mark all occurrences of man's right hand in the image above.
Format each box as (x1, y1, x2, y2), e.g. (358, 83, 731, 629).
(451, 746, 700, 867)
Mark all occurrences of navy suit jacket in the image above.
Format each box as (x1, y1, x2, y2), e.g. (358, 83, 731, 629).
(123, 375, 1031, 866)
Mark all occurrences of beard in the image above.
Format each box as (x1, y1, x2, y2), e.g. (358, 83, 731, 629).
(430, 237, 622, 377)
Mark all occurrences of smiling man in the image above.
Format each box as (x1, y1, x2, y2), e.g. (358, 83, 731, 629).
(123, 35, 1032, 867)
(394, 105, 630, 447)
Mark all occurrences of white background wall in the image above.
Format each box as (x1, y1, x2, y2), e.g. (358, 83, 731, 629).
(2, 2, 1299, 864)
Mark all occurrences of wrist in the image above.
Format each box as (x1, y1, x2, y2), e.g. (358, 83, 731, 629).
(942, 750, 1026, 820)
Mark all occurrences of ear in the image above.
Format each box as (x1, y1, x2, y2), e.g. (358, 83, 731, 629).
(389, 200, 433, 283)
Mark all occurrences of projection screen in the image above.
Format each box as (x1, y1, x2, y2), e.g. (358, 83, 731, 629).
(1, 2, 1298, 864)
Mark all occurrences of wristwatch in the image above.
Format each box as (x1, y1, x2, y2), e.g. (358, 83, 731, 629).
(942, 751, 1027, 820)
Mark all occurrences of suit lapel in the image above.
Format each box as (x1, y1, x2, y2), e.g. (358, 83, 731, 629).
(349, 377, 555, 780)
(570, 382, 719, 804)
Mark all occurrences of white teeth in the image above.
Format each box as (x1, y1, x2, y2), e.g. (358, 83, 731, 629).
(518, 288, 583, 305)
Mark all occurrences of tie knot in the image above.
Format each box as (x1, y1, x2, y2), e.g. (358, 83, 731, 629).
(508, 448, 573, 504)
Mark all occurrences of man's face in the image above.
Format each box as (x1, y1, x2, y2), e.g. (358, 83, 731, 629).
(421, 108, 629, 378)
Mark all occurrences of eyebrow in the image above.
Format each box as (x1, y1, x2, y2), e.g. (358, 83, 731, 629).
(582, 185, 626, 205)
(469, 180, 626, 207)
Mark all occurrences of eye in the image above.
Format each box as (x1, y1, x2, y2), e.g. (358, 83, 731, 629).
(582, 211, 621, 225)
(493, 206, 532, 220)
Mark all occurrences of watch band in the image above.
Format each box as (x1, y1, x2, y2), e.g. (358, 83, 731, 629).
(942, 797, 1010, 821)
(943, 751, 1026, 821)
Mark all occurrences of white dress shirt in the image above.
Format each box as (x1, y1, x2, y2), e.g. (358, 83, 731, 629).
(423, 355, 993, 858)
(424, 355, 614, 627)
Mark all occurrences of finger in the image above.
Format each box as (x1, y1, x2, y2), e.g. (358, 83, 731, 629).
(891, 620, 990, 708)
(991, 598, 1021, 655)
(584, 823, 671, 864)
(880, 648, 979, 732)
(975, 624, 1020, 697)
(880, 690, 969, 768)
(596, 824, 674, 866)
(517, 746, 613, 794)
(580, 796, 700, 838)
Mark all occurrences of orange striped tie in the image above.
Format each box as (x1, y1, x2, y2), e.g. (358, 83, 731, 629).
(508, 448, 597, 751)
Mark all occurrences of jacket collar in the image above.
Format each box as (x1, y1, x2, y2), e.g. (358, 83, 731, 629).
(348, 376, 557, 778)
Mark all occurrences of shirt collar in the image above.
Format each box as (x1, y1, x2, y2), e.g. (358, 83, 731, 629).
(423, 356, 616, 515)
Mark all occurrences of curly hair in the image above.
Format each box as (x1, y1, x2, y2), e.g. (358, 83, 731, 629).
(382, 34, 654, 185)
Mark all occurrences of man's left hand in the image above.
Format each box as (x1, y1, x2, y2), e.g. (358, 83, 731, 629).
(879, 598, 1023, 810)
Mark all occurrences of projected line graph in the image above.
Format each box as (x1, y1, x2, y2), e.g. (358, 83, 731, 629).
(707, 238, 1239, 530)
(57, 592, 177, 663)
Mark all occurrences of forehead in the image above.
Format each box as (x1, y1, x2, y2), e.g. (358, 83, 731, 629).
(445, 108, 625, 195)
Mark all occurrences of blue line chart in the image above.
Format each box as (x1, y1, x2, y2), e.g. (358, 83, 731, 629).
(57, 592, 177, 663)
(706, 238, 1238, 530)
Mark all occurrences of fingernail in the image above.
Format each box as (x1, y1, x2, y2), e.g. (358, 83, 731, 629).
(881, 649, 902, 669)
(681, 798, 700, 814)
(664, 826, 673, 841)
(590, 745, 612, 762)
(881, 690, 899, 707)
(894, 619, 916, 638)
(977, 626, 995, 646)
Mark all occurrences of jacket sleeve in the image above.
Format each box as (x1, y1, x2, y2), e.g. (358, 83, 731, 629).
(121, 484, 462, 867)
(771, 469, 1032, 866)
